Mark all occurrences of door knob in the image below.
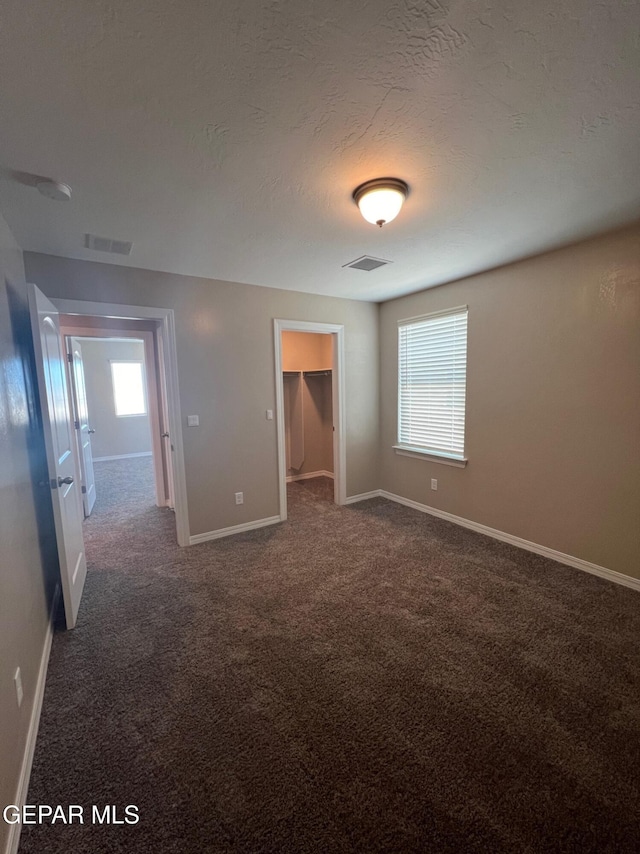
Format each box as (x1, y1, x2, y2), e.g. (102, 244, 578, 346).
(57, 476, 74, 487)
(88, 428, 96, 434)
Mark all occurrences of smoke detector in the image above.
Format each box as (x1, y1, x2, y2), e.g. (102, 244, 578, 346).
(36, 180, 72, 201)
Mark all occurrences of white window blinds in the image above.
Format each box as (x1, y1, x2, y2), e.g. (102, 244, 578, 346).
(398, 307, 468, 459)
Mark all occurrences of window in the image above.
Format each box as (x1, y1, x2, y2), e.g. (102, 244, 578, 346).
(110, 360, 147, 417)
(396, 306, 468, 462)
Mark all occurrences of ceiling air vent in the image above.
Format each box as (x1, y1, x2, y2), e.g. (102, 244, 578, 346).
(84, 233, 133, 256)
(343, 255, 391, 272)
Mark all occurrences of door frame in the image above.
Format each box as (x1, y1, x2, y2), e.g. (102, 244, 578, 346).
(273, 319, 346, 520)
(51, 298, 190, 547)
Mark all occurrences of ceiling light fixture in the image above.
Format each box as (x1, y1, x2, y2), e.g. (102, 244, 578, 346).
(353, 178, 408, 228)
(36, 179, 72, 201)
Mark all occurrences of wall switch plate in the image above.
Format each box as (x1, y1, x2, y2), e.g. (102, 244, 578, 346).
(187, 415, 199, 427)
(266, 409, 273, 421)
(431, 479, 438, 490)
(14, 667, 23, 708)
(235, 492, 244, 505)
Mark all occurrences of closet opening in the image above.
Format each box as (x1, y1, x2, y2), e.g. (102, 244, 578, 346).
(274, 319, 346, 521)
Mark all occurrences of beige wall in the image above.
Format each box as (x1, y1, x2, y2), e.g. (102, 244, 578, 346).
(281, 331, 332, 372)
(24, 253, 380, 536)
(78, 338, 152, 459)
(282, 332, 333, 476)
(379, 224, 640, 578)
(0, 215, 58, 853)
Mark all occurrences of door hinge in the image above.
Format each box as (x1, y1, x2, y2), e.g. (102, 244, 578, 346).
(67, 352, 73, 363)
(81, 485, 87, 494)
(74, 420, 80, 430)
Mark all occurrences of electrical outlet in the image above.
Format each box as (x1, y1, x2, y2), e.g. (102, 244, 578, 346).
(431, 478, 438, 491)
(235, 492, 244, 505)
(14, 667, 23, 708)
(266, 409, 273, 421)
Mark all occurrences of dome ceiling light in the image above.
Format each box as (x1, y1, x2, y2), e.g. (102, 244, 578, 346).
(352, 178, 409, 228)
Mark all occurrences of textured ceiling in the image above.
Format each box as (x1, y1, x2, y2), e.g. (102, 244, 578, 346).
(0, 0, 639, 301)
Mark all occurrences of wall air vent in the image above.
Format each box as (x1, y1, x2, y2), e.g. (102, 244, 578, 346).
(343, 255, 392, 272)
(84, 233, 133, 256)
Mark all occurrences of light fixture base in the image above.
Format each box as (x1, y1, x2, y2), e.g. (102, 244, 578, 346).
(352, 177, 409, 204)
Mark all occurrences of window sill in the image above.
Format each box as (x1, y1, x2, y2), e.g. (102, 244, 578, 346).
(393, 445, 468, 468)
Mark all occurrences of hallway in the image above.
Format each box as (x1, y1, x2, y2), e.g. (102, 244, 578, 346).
(85, 456, 157, 523)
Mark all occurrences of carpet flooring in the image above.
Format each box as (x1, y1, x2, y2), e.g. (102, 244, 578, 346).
(20, 459, 640, 853)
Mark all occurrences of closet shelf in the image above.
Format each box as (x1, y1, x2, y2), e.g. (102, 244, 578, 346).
(303, 369, 332, 377)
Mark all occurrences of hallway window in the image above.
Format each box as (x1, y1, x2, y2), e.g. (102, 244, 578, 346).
(110, 360, 147, 417)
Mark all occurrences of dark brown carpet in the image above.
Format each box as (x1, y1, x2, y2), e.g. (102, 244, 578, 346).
(20, 458, 640, 853)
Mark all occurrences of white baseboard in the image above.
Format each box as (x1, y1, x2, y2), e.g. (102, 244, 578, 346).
(344, 489, 382, 504)
(287, 470, 334, 483)
(93, 451, 152, 462)
(378, 491, 640, 593)
(6, 585, 60, 854)
(189, 515, 281, 545)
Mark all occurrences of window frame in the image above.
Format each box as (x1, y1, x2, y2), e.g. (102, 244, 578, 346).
(394, 305, 468, 468)
(110, 359, 148, 418)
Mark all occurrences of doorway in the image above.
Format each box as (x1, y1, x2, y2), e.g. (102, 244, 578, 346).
(28, 288, 188, 629)
(64, 332, 161, 521)
(61, 320, 172, 516)
(53, 298, 189, 547)
(274, 319, 346, 521)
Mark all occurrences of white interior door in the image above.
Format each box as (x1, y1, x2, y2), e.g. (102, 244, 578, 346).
(29, 284, 87, 629)
(68, 337, 97, 517)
